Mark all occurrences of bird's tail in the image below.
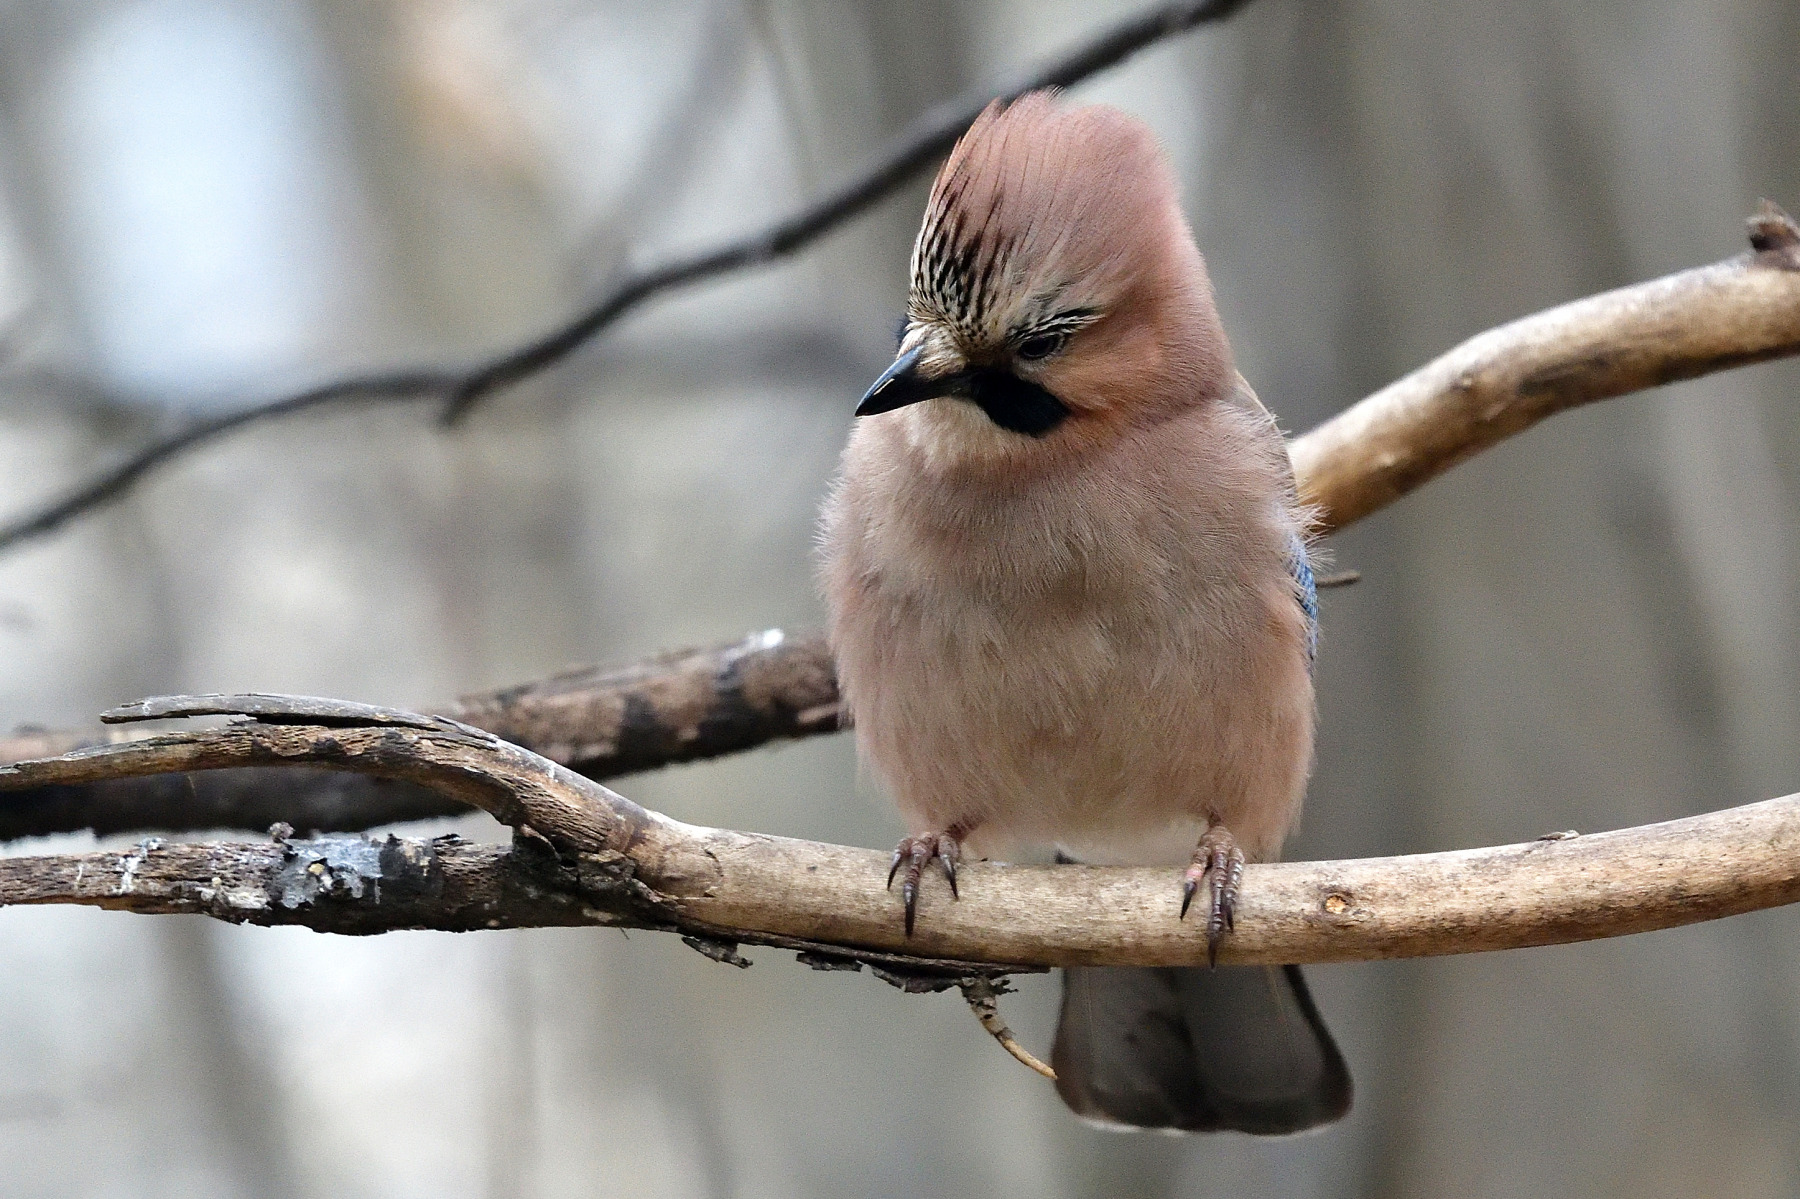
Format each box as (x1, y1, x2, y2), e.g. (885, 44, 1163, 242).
(1051, 964, 1352, 1134)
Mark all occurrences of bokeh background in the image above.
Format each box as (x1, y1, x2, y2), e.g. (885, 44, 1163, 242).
(1, 1, 1798, 1195)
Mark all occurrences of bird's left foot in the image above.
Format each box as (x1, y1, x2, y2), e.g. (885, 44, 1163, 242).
(1181, 822, 1245, 966)
(888, 830, 963, 936)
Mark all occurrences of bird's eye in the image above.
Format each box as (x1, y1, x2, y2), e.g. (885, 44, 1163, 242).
(1015, 330, 1068, 362)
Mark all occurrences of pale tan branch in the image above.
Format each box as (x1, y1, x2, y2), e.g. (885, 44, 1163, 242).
(0, 833, 1013, 984)
(1294, 201, 1800, 530)
(5, 699, 1798, 969)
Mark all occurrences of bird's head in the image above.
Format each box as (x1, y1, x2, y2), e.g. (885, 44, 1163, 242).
(856, 91, 1233, 469)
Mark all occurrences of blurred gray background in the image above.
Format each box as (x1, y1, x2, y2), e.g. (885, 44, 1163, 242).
(1, 1, 1797, 1195)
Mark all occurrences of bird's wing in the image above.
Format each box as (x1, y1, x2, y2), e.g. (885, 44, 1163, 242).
(1289, 529, 1319, 664)
(1226, 375, 1318, 664)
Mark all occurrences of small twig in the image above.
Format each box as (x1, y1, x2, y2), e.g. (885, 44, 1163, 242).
(1314, 569, 1361, 588)
(0, 0, 1255, 556)
(1749, 198, 1800, 263)
(960, 976, 1057, 1081)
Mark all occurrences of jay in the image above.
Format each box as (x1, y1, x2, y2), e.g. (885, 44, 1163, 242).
(820, 91, 1351, 1134)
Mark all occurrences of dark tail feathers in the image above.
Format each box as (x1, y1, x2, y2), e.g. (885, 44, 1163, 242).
(1051, 964, 1352, 1134)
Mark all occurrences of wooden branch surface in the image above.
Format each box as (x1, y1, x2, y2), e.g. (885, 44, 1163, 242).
(5, 700, 1799, 970)
(6, 207, 1797, 843)
(1294, 202, 1800, 529)
(0, 631, 840, 839)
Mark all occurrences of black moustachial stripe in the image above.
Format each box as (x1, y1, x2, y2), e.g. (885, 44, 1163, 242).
(857, 352, 1069, 438)
(968, 369, 1068, 436)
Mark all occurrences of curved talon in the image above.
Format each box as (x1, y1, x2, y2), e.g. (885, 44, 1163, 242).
(1182, 823, 1246, 968)
(887, 831, 966, 936)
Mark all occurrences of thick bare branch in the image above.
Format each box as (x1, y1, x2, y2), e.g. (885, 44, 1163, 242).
(0, 835, 604, 935)
(0, 0, 1255, 555)
(450, 629, 840, 775)
(4, 699, 1799, 968)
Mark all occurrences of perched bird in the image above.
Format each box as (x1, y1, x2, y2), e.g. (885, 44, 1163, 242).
(819, 92, 1350, 1134)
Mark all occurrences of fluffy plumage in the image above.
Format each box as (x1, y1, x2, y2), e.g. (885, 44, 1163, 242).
(820, 92, 1349, 1133)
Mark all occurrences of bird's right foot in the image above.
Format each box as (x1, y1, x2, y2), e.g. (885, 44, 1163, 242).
(1181, 822, 1245, 967)
(888, 830, 963, 936)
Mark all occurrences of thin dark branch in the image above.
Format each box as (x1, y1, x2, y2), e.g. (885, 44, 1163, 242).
(0, 0, 1253, 556)
(0, 762, 455, 843)
(432, 0, 1254, 425)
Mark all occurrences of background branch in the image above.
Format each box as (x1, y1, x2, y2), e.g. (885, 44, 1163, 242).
(1294, 201, 1800, 529)
(0, 630, 838, 839)
(0, 0, 1253, 556)
(5, 697, 1799, 971)
(5, 206, 1795, 843)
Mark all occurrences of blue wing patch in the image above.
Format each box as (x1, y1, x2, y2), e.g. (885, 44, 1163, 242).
(1288, 531, 1318, 668)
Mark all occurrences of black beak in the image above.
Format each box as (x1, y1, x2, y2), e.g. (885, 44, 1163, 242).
(854, 345, 1073, 437)
(855, 347, 963, 416)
